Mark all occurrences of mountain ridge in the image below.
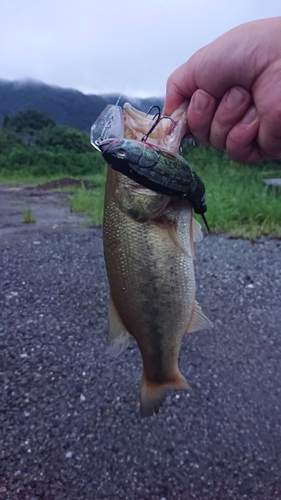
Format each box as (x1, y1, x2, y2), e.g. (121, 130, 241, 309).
(0, 79, 164, 132)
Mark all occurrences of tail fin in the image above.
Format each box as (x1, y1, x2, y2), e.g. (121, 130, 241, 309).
(140, 371, 189, 418)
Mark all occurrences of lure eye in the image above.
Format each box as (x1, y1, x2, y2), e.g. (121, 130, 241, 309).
(117, 148, 126, 158)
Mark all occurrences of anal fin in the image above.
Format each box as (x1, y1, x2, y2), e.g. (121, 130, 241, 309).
(107, 296, 133, 357)
(187, 300, 213, 333)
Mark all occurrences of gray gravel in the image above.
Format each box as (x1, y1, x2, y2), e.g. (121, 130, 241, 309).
(1, 224, 281, 500)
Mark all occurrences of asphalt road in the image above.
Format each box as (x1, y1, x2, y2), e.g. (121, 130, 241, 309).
(1, 220, 281, 499)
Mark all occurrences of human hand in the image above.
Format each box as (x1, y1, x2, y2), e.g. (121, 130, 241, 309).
(163, 17, 281, 162)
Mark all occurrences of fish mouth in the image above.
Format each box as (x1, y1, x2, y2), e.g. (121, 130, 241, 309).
(123, 103, 165, 139)
(123, 102, 189, 153)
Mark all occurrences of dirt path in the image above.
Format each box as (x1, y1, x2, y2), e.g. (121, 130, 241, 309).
(0, 179, 86, 241)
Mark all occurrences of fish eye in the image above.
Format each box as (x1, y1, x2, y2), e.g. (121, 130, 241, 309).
(117, 149, 126, 158)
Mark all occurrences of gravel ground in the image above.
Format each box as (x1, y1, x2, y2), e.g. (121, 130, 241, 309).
(1, 221, 281, 500)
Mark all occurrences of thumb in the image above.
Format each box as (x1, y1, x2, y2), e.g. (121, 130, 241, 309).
(163, 60, 196, 115)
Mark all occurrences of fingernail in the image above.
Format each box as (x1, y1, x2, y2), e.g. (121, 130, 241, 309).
(193, 91, 210, 113)
(225, 87, 245, 108)
(241, 106, 257, 124)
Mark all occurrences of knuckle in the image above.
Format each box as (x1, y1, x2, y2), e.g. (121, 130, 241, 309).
(263, 144, 281, 159)
(227, 150, 247, 162)
(259, 130, 281, 158)
(209, 121, 227, 150)
(212, 111, 229, 129)
(189, 123, 210, 146)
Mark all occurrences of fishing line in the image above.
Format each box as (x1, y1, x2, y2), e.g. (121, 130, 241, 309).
(116, 0, 169, 106)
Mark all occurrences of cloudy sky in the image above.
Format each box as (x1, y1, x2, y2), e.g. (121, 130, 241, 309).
(1, 0, 280, 97)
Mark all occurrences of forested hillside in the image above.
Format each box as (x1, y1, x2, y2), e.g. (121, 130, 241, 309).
(0, 109, 105, 178)
(0, 79, 164, 132)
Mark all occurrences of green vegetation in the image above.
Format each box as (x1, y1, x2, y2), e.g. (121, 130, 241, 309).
(23, 207, 36, 224)
(4, 109, 56, 132)
(0, 111, 106, 178)
(0, 109, 280, 238)
(69, 184, 105, 225)
(184, 144, 281, 239)
(0, 109, 107, 225)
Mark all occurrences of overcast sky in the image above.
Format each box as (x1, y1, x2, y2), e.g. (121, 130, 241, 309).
(1, 0, 280, 97)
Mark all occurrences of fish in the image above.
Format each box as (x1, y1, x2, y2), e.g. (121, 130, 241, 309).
(102, 102, 213, 417)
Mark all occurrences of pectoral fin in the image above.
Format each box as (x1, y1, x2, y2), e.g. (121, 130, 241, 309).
(190, 217, 203, 258)
(117, 187, 170, 222)
(192, 217, 203, 242)
(107, 296, 133, 357)
(156, 215, 186, 253)
(165, 221, 186, 253)
(187, 300, 213, 334)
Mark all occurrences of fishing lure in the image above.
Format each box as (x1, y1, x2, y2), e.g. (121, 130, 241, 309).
(91, 104, 209, 231)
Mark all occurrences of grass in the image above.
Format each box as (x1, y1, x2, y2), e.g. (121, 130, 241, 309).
(0, 171, 106, 225)
(69, 184, 105, 225)
(0, 172, 68, 186)
(185, 145, 281, 239)
(58, 157, 281, 238)
(1, 146, 280, 239)
(23, 207, 36, 224)
(67, 173, 106, 225)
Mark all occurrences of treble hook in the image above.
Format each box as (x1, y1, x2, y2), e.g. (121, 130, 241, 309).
(145, 105, 161, 120)
(141, 115, 176, 142)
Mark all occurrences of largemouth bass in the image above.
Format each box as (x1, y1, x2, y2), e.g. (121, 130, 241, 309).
(102, 102, 213, 417)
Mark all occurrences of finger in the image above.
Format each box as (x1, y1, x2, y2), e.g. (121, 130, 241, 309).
(163, 59, 198, 115)
(163, 78, 187, 116)
(209, 86, 252, 150)
(226, 106, 261, 162)
(162, 80, 186, 116)
(258, 106, 281, 158)
(187, 90, 218, 145)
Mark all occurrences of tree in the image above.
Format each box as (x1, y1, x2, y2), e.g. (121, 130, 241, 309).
(36, 126, 93, 153)
(0, 128, 25, 152)
(8, 110, 56, 133)
(2, 115, 10, 128)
